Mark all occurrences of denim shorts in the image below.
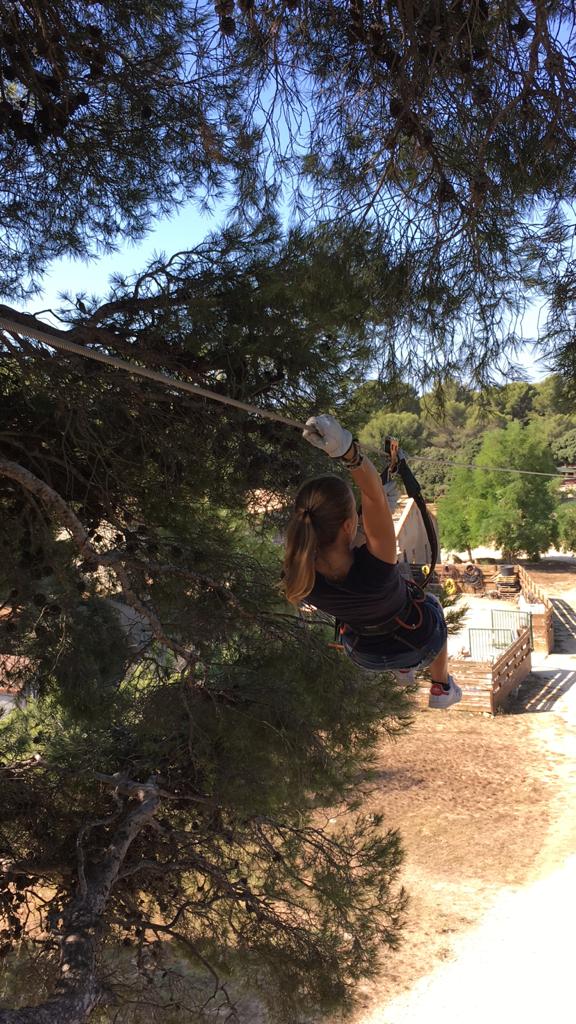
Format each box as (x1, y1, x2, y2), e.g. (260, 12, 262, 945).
(342, 593, 448, 673)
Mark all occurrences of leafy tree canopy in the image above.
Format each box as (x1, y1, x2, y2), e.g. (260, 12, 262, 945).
(345, 375, 575, 499)
(411, 435, 485, 505)
(485, 381, 537, 423)
(435, 468, 477, 556)
(359, 410, 431, 457)
(338, 379, 421, 436)
(419, 381, 479, 448)
(438, 421, 559, 559)
(530, 374, 575, 418)
(557, 501, 576, 553)
(552, 428, 576, 465)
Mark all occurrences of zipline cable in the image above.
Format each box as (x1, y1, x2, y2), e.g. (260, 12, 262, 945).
(0, 311, 307, 431)
(408, 454, 560, 479)
(0, 309, 564, 480)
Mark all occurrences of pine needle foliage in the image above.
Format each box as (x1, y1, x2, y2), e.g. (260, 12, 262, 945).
(0, 222, 413, 1022)
(3, 3, 576, 382)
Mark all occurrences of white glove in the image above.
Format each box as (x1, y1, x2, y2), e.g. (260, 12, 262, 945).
(303, 414, 353, 459)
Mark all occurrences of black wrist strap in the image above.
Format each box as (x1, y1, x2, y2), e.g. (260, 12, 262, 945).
(339, 439, 364, 469)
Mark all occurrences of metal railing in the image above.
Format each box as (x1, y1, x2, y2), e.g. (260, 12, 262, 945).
(491, 608, 533, 649)
(468, 627, 515, 662)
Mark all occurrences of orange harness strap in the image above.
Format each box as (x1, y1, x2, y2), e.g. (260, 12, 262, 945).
(393, 585, 426, 631)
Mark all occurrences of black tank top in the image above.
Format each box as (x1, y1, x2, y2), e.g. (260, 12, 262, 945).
(305, 545, 436, 656)
(306, 545, 407, 629)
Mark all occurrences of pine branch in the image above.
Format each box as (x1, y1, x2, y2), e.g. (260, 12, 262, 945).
(0, 458, 198, 666)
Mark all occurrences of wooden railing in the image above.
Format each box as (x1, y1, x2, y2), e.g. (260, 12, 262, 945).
(515, 565, 554, 654)
(515, 565, 552, 608)
(490, 628, 532, 712)
(414, 627, 532, 715)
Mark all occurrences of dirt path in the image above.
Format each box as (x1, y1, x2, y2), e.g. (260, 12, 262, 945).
(349, 584, 576, 1024)
(357, 853, 576, 1024)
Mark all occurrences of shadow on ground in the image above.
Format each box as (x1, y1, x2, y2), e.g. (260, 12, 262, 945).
(508, 597, 576, 714)
(510, 669, 576, 714)
(551, 599, 576, 654)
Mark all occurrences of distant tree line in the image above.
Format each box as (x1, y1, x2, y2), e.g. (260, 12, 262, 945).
(346, 374, 576, 559)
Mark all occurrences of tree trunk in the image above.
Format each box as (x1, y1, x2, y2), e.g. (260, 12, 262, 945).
(502, 549, 517, 562)
(0, 779, 160, 1024)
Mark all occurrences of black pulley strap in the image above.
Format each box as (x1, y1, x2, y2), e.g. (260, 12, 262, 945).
(356, 439, 438, 588)
(380, 436, 438, 588)
(393, 456, 438, 587)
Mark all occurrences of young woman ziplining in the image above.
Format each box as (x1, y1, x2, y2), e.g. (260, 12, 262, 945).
(282, 414, 462, 709)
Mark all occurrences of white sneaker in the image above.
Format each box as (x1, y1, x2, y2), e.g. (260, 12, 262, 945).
(393, 668, 417, 687)
(428, 674, 462, 709)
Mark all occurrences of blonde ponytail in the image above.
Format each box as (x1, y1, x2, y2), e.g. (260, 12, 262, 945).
(283, 513, 318, 605)
(282, 475, 355, 605)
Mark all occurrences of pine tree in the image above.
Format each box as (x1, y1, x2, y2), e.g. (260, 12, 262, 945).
(359, 410, 431, 458)
(3, 3, 576, 383)
(552, 428, 576, 465)
(224, 1, 576, 384)
(0, 222, 412, 1022)
(0, 0, 269, 299)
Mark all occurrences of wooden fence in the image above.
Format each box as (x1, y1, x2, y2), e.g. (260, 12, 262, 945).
(490, 628, 533, 712)
(414, 628, 532, 715)
(515, 565, 554, 654)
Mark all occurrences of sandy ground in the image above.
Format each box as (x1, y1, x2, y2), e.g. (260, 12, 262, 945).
(357, 856, 576, 1024)
(519, 559, 576, 600)
(346, 563, 576, 1024)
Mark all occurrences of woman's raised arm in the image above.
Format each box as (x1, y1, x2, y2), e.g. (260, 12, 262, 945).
(302, 414, 398, 564)
(343, 446, 397, 564)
